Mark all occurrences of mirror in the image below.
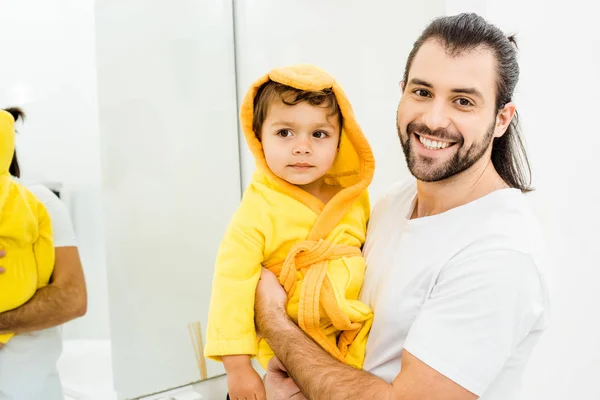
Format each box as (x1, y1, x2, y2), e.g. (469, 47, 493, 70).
(95, 0, 240, 398)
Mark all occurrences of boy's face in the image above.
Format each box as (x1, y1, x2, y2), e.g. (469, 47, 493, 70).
(260, 98, 341, 188)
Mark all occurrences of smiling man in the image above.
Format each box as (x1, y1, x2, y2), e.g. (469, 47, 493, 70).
(253, 13, 550, 400)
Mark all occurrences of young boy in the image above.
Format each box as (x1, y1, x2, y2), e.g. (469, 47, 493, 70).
(205, 64, 375, 399)
(0, 108, 55, 347)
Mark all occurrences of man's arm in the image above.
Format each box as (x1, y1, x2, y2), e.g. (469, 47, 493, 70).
(260, 307, 393, 399)
(0, 246, 87, 334)
(256, 269, 477, 400)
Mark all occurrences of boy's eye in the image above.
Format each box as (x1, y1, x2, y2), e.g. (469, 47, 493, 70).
(313, 131, 329, 139)
(277, 129, 292, 137)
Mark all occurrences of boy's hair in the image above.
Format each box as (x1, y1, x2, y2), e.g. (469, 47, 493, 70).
(4, 107, 25, 178)
(252, 81, 343, 140)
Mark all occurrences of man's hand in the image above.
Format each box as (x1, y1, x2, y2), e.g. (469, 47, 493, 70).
(266, 357, 306, 400)
(255, 269, 305, 399)
(255, 268, 288, 337)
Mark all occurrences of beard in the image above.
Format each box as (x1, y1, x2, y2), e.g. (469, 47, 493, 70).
(398, 119, 495, 182)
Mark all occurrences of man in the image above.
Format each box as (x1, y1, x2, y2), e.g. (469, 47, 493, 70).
(254, 13, 549, 400)
(0, 147, 88, 400)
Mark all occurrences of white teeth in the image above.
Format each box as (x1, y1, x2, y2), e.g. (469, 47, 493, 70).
(418, 135, 451, 150)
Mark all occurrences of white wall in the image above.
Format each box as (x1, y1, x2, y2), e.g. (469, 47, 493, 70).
(479, 1, 600, 398)
(234, 0, 446, 202)
(0, 0, 110, 340)
(95, 0, 239, 398)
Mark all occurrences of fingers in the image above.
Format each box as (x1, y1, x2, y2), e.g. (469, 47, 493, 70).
(267, 357, 287, 376)
(256, 389, 267, 400)
(260, 267, 277, 283)
(265, 357, 305, 399)
(230, 390, 266, 400)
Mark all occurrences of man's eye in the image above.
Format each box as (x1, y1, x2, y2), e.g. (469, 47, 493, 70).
(414, 89, 431, 97)
(455, 98, 474, 107)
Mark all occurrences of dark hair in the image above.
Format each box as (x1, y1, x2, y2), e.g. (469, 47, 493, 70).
(252, 81, 343, 140)
(5, 107, 25, 178)
(403, 13, 533, 192)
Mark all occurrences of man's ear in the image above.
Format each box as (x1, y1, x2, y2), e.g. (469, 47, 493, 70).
(400, 80, 406, 92)
(494, 102, 516, 139)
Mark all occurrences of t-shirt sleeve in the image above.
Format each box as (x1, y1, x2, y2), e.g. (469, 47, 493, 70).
(403, 249, 545, 395)
(27, 185, 77, 247)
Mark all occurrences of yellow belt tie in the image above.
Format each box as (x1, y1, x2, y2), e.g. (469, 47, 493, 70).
(266, 239, 363, 362)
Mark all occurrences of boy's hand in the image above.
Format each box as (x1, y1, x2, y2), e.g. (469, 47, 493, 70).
(227, 365, 266, 400)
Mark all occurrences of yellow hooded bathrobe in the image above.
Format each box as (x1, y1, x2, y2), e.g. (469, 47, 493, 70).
(0, 110, 55, 344)
(205, 65, 375, 369)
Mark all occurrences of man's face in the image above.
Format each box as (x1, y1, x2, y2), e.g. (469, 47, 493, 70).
(397, 39, 505, 182)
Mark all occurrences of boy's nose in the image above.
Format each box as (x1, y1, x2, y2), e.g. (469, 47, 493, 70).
(293, 138, 312, 155)
(293, 146, 312, 155)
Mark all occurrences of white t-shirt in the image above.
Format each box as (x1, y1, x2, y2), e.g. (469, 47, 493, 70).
(26, 184, 77, 247)
(360, 179, 550, 399)
(0, 183, 77, 400)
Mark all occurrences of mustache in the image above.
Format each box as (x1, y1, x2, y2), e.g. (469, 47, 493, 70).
(406, 122, 463, 143)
